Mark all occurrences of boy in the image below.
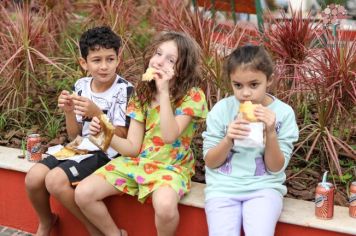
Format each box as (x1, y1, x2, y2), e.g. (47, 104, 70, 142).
(25, 26, 133, 236)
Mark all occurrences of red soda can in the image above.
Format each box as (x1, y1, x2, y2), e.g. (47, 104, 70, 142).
(26, 134, 42, 162)
(349, 181, 356, 218)
(315, 182, 334, 220)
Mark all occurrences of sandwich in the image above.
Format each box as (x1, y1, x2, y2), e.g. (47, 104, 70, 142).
(239, 101, 258, 122)
(89, 114, 115, 152)
(142, 68, 156, 81)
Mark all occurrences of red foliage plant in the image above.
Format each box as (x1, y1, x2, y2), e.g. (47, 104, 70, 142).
(293, 30, 356, 177)
(77, 0, 138, 40)
(262, 9, 322, 98)
(0, 2, 61, 112)
(30, 0, 75, 35)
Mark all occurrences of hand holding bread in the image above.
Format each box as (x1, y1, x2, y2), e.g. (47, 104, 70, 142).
(58, 90, 74, 113)
(89, 114, 115, 152)
(72, 93, 102, 118)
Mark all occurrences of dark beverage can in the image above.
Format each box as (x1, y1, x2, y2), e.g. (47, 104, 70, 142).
(315, 182, 334, 220)
(349, 181, 356, 218)
(26, 134, 42, 162)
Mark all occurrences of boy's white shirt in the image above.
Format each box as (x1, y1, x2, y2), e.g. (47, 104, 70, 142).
(46, 75, 133, 162)
(73, 75, 133, 159)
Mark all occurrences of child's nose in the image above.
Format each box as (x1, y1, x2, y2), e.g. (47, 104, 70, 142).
(242, 88, 252, 97)
(100, 61, 108, 69)
(155, 56, 165, 67)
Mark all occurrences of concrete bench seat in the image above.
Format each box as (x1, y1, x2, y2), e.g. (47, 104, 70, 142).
(0, 146, 354, 236)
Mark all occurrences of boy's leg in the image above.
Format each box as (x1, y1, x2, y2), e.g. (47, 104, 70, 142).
(152, 186, 180, 236)
(25, 159, 58, 236)
(75, 174, 126, 236)
(205, 197, 242, 236)
(242, 189, 283, 236)
(45, 152, 111, 236)
(45, 167, 104, 236)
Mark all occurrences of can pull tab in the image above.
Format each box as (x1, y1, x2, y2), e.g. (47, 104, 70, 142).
(321, 171, 329, 190)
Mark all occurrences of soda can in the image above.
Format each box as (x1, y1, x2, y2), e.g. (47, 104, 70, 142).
(26, 134, 42, 162)
(315, 182, 334, 220)
(349, 181, 356, 218)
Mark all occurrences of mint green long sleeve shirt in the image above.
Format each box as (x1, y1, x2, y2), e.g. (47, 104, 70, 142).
(202, 95, 299, 200)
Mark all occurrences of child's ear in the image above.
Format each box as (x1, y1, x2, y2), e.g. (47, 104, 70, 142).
(79, 57, 88, 71)
(266, 78, 273, 88)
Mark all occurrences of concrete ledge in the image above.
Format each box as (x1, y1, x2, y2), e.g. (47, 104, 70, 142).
(0, 146, 355, 236)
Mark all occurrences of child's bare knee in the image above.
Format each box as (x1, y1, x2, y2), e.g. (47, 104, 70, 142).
(45, 168, 68, 194)
(154, 197, 178, 220)
(25, 165, 47, 191)
(75, 183, 94, 207)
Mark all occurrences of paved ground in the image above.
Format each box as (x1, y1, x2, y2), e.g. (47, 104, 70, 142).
(0, 226, 32, 236)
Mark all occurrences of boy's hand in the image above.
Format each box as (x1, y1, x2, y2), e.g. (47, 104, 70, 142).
(89, 116, 101, 136)
(72, 95, 102, 118)
(254, 105, 276, 133)
(226, 114, 250, 142)
(58, 90, 74, 113)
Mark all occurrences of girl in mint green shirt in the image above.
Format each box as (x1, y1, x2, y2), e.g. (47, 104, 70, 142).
(203, 45, 299, 236)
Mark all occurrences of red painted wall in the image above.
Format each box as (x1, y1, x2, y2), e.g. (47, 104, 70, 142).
(0, 169, 351, 236)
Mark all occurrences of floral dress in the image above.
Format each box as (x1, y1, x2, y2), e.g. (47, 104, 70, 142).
(95, 87, 208, 202)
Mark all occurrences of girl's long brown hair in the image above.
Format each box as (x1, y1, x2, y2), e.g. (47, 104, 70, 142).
(134, 31, 202, 107)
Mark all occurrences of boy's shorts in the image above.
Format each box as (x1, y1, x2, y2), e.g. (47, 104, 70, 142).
(39, 151, 111, 184)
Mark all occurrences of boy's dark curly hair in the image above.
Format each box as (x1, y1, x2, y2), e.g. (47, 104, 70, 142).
(79, 26, 122, 60)
(135, 31, 202, 107)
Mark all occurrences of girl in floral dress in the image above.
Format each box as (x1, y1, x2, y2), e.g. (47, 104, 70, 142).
(75, 31, 208, 236)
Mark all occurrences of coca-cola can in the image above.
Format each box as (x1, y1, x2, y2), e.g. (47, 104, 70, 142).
(26, 134, 42, 162)
(315, 182, 334, 220)
(349, 181, 356, 218)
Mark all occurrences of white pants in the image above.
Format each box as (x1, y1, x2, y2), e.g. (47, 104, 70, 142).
(205, 189, 283, 236)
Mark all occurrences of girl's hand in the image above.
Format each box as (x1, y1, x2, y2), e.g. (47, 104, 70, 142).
(89, 116, 101, 136)
(226, 115, 250, 142)
(72, 95, 101, 118)
(154, 68, 175, 95)
(254, 105, 276, 133)
(58, 90, 74, 113)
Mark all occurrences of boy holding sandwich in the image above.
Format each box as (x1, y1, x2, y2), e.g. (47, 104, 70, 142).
(25, 26, 133, 236)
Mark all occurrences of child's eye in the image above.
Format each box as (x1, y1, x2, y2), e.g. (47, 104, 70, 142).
(234, 84, 242, 89)
(251, 83, 259, 88)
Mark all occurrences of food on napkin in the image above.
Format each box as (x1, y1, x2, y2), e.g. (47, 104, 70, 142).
(239, 101, 258, 122)
(53, 136, 89, 160)
(235, 101, 264, 148)
(142, 68, 156, 81)
(89, 114, 115, 152)
(53, 147, 77, 159)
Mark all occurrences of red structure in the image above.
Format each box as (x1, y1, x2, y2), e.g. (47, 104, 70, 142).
(0, 168, 352, 236)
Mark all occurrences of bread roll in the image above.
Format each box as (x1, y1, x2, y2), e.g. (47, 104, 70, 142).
(142, 68, 156, 81)
(89, 114, 115, 152)
(239, 101, 258, 122)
